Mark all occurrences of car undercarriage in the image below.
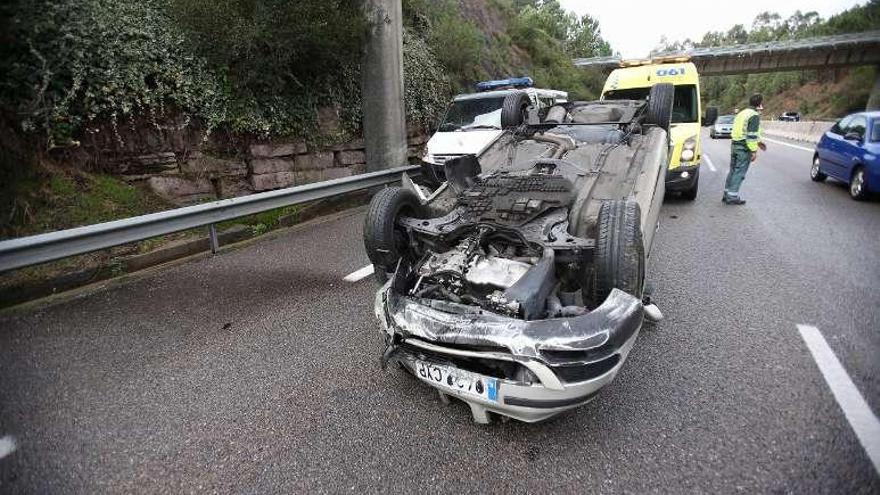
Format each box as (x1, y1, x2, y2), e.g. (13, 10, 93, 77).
(364, 85, 675, 423)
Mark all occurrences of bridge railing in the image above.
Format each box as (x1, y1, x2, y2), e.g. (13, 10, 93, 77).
(0, 165, 418, 273)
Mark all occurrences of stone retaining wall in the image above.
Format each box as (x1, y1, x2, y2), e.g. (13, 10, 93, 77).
(82, 106, 429, 205)
(122, 131, 427, 205)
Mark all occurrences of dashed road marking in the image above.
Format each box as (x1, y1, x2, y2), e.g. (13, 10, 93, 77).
(0, 436, 16, 460)
(762, 137, 815, 153)
(797, 324, 880, 474)
(344, 264, 374, 282)
(704, 154, 718, 172)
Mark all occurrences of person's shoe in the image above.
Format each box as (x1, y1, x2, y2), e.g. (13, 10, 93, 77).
(724, 197, 746, 205)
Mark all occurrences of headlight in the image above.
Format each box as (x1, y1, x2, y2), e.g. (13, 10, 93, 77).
(680, 136, 697, 162)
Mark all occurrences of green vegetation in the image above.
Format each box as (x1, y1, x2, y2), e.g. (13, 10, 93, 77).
(1, 0, 613, 148)
(656, 1, 880, 118)
(0, 0, 617, 244)
(1, 165, 169, 239)
(402, 0, 612, 99)
(1, 0, 228, 147)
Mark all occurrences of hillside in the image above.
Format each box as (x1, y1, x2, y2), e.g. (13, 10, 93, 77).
(688, 2, 880, 118)
(757, 67, 876, 119)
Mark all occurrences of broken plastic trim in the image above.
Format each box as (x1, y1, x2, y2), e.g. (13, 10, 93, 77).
(379, 266, 643, 367)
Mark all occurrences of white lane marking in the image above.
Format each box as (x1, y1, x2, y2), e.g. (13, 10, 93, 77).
(762, 137, 816, 153)
(797, 324, 880, 474)
(0, 436, 16, 460)
(703, 154, 718, 172)
(344, 264, 374, 282)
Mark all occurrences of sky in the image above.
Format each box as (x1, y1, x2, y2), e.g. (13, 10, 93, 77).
(559, 0, 865, 58)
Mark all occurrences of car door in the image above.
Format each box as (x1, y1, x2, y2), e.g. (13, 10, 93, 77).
(820, 115, 853, 178)
(840, 115, 868, 180)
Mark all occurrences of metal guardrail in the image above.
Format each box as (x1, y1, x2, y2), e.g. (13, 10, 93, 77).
(0, 165, 419, 273)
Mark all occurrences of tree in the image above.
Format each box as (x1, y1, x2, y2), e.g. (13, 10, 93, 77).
(566, 14, 612, 58)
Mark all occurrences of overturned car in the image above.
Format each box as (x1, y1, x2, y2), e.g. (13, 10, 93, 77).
(364, 84, 674, 423)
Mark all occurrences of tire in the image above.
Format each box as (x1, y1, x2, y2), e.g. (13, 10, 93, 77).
(680, 168, 699, 200)
(810, 155, 827, 182)
(363, 187, 421, 282)
(500, 91, 530, 129)
(849, 166, 869, 200)
(583, 200, 645, 308)
(710, 130, 716, 139)
(645, 83, 674, 132)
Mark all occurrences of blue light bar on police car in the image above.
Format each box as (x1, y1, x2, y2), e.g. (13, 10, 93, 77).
(475, 77, 534, 92)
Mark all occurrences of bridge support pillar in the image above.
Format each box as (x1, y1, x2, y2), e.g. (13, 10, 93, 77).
(867, 65, 880, 111)
(362, 0, 408, 172)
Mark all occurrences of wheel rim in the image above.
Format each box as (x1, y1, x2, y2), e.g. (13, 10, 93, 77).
(811, 158, 820, 178)
(851, 170, 864, 196)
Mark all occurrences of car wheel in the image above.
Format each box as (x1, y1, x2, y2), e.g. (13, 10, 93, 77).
(710, 130, 716, 139)
(849, 166, 869, 200)
(810, 156, 827, 182)
(645, 83, 674, 132)
(681, 169, 699, 200)
(500, 91, 530, 129)
(363, 187, 422, 283)
(582, 200, 645, 308)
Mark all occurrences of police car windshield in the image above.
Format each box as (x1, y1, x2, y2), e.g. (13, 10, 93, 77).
(717, 115, 734, 124)
(438, 97, 505, 131)
(604, 84, 699, 124)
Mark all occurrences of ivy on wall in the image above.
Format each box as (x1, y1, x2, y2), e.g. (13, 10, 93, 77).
(2, 0, 229, 147)
(0, 0, 452, 150)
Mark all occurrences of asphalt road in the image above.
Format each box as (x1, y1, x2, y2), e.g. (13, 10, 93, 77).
(1, 129, 878, 493)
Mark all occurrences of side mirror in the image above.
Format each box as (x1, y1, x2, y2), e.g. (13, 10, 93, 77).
(844, 131, 862, 142)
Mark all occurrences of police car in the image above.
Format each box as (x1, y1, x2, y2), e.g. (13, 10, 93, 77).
(421, 77, 568, 184)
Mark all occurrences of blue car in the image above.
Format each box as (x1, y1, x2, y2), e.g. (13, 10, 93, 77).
(812, 111, 879, 200)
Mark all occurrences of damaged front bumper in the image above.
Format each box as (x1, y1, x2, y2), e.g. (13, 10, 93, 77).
(375, 286, 644, 423)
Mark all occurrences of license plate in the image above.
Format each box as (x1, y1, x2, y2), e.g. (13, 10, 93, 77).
(410, 359, 498, 403)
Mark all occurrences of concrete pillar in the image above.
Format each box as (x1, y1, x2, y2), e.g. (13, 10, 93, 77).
(867, 65, 880, 110)
(362, 0, 408, 172)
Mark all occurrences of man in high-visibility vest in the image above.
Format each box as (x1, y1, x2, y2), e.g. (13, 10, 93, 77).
(723, 94, 767, 205)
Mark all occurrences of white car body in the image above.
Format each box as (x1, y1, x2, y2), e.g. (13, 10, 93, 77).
(424, 88, 568, 167)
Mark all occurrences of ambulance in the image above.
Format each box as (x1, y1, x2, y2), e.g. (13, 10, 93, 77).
(601, 59, 702, 200)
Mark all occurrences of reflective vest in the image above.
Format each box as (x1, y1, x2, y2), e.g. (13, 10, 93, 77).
(731, 108, 761, 152)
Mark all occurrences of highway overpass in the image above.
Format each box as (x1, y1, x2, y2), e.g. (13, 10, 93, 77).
(574, 30, 880, 109)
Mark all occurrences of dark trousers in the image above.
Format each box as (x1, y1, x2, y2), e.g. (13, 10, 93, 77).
(724, 144, 751, 199)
